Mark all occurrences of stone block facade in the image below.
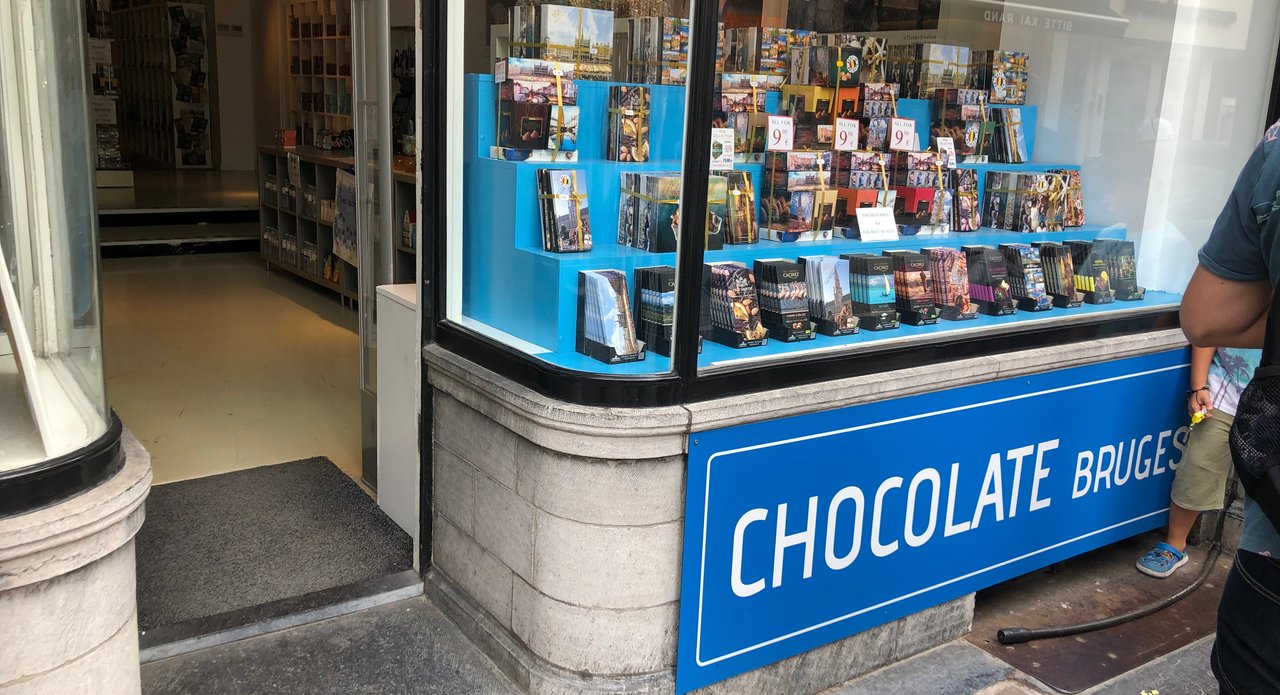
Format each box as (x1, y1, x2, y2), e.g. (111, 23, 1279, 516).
(424, 329, 1189, 694)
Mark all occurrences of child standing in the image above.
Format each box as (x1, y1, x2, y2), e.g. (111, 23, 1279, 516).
(1136, 346, 1261, 578)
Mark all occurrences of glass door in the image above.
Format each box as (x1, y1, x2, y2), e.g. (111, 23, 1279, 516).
(352, 0, 394, 488)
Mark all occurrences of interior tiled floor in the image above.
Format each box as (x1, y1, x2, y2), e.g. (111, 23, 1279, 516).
(102, 251, 361, 484)
(98, 170, 259, 212)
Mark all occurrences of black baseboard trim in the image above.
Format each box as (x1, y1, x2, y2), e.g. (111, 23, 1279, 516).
(102, 238, 259, 258)
(139, 570, 424, 663)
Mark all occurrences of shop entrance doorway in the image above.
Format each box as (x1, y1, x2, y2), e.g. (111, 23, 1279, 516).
(88, 0, 422, 656)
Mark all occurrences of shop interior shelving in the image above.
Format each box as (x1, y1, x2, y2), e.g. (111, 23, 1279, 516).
(258, 147, 358, 301)
(463, 74, 1182, 375)
(113, 1, 178, 167)
(287, 0, 354, 148)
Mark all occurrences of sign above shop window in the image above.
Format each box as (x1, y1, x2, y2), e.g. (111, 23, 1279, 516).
(676, 349, 1190, 693)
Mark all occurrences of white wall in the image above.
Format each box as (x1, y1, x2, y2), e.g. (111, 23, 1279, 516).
(212, 0, 256, 171)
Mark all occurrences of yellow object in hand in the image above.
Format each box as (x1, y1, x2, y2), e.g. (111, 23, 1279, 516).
(1191, 409, 1207, 426)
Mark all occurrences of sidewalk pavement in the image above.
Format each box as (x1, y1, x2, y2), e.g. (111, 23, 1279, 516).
(141, 595, 1219, 695)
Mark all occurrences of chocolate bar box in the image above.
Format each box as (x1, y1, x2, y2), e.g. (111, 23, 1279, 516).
(538, 5, 615, 81)
(1094, 238, 1144, 301)
(754, 259, 815, 341)
(1033, 242, 1081, 308)
(884, 250, 939, 325)
(577, 270, 643, 364)
(952, 168, 981, 231)
(1048, 168, 1085, 227)
(639, 172, 682, 252)
(801, 255, 859, 335)
(890, 151, 948, 188)
(842, 253, 901, 330)
(963, 245, 1016, 315)
(634, 265, 675, 356)
(790, 44, 860, 88)
(498, 58, 580, 104)
(813, 34, 888, 82)
(924, 247, 978, 320)
(702, 261, 768, 347)
(607, 85, 650, 162)
(706, 175, 728, 251)
(1000, 243, 1053, 312)
(1065, 240, 1114, 305)
(916, 43, 972, 93)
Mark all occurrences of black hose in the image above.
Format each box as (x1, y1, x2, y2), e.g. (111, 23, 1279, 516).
(996, 479, 1238, 645)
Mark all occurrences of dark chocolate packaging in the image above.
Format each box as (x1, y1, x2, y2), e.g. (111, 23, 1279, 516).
(633, 266, 676, 356)
(999, 243, 1053, 312)
(701, 262, 769, 348)
(963, 245, 1016, 316)
(1033, 242, 1081, 308)
(577, 269, 645, 364)
(884, 250, 938, 325)
(1065, 240, 1114, 305)
(800, 255, 859, 335)
(754, 259, 815, 341)
(924, 246, 978, 321)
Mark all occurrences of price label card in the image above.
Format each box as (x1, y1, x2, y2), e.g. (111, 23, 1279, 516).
(935, 136, 957, 167)
(834, 118, 860, 152)
(889, 117, 916, 152)
(856, 207, 899, 242)
(766, 115, 795, 151)
(710, 128, 735, 170)
(494, 59, 507, 83)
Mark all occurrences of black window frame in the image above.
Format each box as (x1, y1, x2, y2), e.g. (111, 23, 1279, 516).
(420, 0, 1182, 410)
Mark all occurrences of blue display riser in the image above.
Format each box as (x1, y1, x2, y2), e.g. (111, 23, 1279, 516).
(464, 73, 1098, 370)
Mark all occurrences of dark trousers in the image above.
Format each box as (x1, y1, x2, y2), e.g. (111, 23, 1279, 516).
(1213, 550, 1280, 694)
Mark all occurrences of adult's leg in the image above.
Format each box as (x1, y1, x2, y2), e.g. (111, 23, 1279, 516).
(1212, 551, 1280, 694)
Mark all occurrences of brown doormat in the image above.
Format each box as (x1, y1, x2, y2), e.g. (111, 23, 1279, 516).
(965, 531, 1231, 693)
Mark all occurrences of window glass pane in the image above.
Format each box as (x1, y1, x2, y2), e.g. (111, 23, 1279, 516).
(448, 1, 700, 375)
(0, 0, 108, 472)
(694, 0, 1275, 373)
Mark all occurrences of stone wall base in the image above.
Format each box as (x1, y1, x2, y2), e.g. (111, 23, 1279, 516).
(427, 568, 973, 695)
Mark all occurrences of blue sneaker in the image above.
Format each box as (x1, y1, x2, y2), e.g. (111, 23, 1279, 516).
(1136, 542, 1188, 578)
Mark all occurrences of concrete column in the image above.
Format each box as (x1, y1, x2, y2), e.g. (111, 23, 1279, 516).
(0, 432, 152, 695)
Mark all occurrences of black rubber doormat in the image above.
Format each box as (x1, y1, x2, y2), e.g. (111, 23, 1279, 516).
(965, 531, 1229, 693)
(136, 457, 412, 633)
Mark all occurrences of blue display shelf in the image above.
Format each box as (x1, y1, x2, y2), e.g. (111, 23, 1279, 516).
(462, 73, 1153, 377)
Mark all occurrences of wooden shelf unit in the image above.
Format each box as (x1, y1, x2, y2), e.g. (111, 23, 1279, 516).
(287, 0, 354, 148)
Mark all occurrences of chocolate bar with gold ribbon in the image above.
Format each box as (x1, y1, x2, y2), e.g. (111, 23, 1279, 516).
(537, 168, 592, 253)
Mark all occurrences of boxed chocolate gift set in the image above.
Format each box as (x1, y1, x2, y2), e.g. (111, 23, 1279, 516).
(988, 107, 1029, 163)
(789, 44, 860, 88)
(762, 152, 837, 242)
(999, 243, 1053, 312)
(952, 168, 981, 231)
(1093, 238, 1144, 301)
(619, 16, 689, 85)
(833, 151, 895, 239)
(702, 262, 769, 348)
(984, 172, 1068, 233)
(781, 85, 836, 150)
(496, 58, 580, 160)
(634, 265, 675, 355)
(925, 247, 978, 321)
(607, 85, 650, 162)
(842, 253, 901, 330)
(754, 259, 815, 342)
(963, 245, 1016, 316)
(884, 250, 939, 325)
(932, 88, 987, 159)
(972, 50, 1030, 105)
(577, 269, 644, 364)
(537, 169, 593, 252)
(1048, 168, 1085, 227)
(801, 255, 859, 336)
(618, 171, 681, 252)
(812, 34, 888, 82)
(510, 5, 615, 81)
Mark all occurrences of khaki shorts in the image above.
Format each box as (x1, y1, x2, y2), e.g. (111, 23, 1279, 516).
(1171, 411, 1234, 512)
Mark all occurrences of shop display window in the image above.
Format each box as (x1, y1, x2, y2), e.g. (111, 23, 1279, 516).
(442, 1, 1279, 387)
(0, 1, 109, 474)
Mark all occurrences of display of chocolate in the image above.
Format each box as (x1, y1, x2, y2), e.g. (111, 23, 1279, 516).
(963, 245, 1016, 315)
(715, 73, 779, 115)
(1065, 240, 1113, 305)
(893, 187, 936, 226)
(952, 168, 981, 231)
(801, 255, 858, 335)
(972, 50, 1029, 105)
(508, 6, 613, 80)
(1033, 242, 1082, 308)
(1048, 168, 1085, 227)
(617, 171, 681, 252)
(754, 259, 815, 341)
(889, 151, 949, 188)
(498, 58, 579, 104)
(813, 34, 888, 82)
(884, 44, 921, 98)
(789, 44, 860, 87)
(782, 85, 836, 151)
(925, 247, 978, 320)
(842, 254, 901, 330)
(702, 262, 768, 348)
(883, 251, 939, 325)
(607, 85, 650, 162)
(730, 111, 773, 153)
(916, 43, 972, 94)
(836, 150, 889, 189)
(619, 16, 688, 85)
(577, 270, 644, 364)
(705, 175, 728, 251)
(984, 172, 1065, 232)
(537, 169, 592, 252)
(988, 107, 1029, 163)
(762, 152, 836, 241)
(725, 171, 758, 244)
(1093, 238, 1144, 301)
(999, 243, 1053, 312)
(634, 265, 675, 356)
(932, 89, 987, 158)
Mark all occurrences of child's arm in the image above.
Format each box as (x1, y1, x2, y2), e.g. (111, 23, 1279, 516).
(1188, 346, 1215, 417)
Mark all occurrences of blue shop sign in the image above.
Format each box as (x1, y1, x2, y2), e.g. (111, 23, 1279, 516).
(677, 349, 1190, 693)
